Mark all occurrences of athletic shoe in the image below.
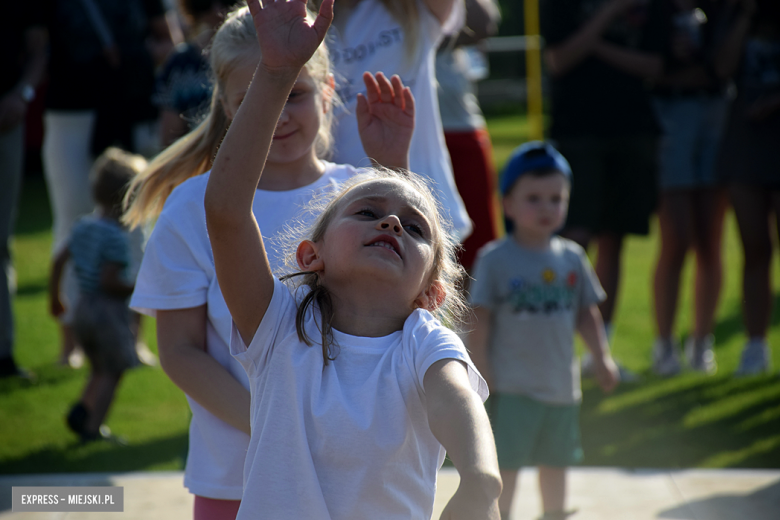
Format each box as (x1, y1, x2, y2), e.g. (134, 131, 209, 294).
(734, 339, 771, 376)
(685, 335, 717, 374)
(652, 337, 681, 376)
(81, 425, 127, 446)
(66, 402, 89, 436)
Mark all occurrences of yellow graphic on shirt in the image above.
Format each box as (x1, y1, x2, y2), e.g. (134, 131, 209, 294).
(542, 269, 556, 284)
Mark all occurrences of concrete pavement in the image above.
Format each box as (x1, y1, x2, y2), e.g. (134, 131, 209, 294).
(1, 467, 778, 519)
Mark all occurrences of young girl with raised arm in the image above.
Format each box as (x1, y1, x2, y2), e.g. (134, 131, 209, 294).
(204, 1, 501, 518)
(124, 4, 416, 518)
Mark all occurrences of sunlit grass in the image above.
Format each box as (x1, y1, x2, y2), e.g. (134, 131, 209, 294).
(2, 111, 780, 473)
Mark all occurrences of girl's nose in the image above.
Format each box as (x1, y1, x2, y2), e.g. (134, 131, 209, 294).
(378, 216, 402, 235)
(277, 107, 290, 125)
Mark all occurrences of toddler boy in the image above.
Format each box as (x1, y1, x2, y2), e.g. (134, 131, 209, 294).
(468, 141, 620, 520)
(49, 147, 146, 443)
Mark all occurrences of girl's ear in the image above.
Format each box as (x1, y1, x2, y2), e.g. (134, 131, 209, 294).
(321, 74, 335, 113)
(413, 280, 446, 312)
(296, 240, 325, 272)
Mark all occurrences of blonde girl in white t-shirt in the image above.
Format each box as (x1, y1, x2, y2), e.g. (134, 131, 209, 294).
(123, 5, 417, 519)
(205, 1, 500, 519)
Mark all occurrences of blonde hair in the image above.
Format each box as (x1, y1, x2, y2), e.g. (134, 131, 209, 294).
(278, 168, 468, 363)
(123, 5, 335, 228)
(92, 147, 147, 209)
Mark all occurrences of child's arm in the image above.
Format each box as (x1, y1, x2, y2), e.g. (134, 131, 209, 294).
(204, 0, 334, 344)
(48, 247, 70, 318)
(356, 72, 415, 170)
(424, 359, 502, 520)
(577, 304, 619, 393)
(466, 306, 493, 390)
(100, 262, 135, 299)
(157, 307, 251, 435)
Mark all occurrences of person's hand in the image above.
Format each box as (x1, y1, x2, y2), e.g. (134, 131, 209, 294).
(248, 0, 334, 74)
(356, 72, 415, 169)
(591, 352, 620, 393)
(0, 92, 27, 133)
(439, 479, 501, 520)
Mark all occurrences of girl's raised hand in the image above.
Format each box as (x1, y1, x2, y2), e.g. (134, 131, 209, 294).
(248, 0, 334, 73)
(356, 72, 415, 170)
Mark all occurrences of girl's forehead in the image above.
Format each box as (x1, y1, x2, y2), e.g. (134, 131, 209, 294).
(342, 179, 432, 214)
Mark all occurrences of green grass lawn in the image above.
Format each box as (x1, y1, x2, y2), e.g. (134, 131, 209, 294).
(2, 111, 779, 474)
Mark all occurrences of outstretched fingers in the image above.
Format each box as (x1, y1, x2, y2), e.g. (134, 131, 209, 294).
(312, 0, 335, 41)
(402, 86, 414, 116)
(363, 71, 381, 107)
(375, 72, 395, 104)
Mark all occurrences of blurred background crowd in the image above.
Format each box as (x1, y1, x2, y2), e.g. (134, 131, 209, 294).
(2, 0, 779, 383)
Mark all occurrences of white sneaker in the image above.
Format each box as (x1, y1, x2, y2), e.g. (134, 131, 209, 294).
(684, 335, 717, 375)
(734, 339, 771, 376)
(652, 337, 681, 376)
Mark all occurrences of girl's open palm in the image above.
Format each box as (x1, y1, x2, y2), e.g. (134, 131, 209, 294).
(248, 0, 334, 72)
(357, 72, 416, 169)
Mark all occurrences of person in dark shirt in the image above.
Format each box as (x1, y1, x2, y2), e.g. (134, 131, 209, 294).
(0, 5, 47, 378)
(541, 0, 665, 364)
(650, 0, 755, 376)
(718, 0, 780, 376)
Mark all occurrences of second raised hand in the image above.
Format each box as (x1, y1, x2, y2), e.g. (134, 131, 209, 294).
(356, 72, 416, 170)
(248, 0, 334, 73)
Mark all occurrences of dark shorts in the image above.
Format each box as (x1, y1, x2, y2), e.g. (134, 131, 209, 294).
(555, 135, 658, 235)
(490, 393, 583, 469)
(73, 293, 139, 374)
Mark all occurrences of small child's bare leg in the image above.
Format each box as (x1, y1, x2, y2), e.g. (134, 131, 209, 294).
(59, 323, 81, 367)
(498, 468, 519, 519)
(538, 465, 567, 515)
(82, 372, 122, 435)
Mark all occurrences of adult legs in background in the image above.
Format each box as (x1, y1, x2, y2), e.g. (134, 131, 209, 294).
(42, 111, 96, 365)
(689, 188, 726, 368)
(729, 184, 776, 375)
(594, 232, 624, 327)
(653, 191, 692, 343)
(0, 124, 25, 377)
(652, 189, 725, 374)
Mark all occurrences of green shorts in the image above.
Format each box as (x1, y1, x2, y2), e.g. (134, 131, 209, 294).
(490, 393, 583, 469)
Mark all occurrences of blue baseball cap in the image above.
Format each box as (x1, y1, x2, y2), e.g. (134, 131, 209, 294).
(500, 141, 572, 195)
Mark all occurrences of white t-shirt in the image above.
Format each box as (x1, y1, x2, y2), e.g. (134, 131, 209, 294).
(130, 161, 357, 499)
(327, 0, 473, 240)
(231, 277, 488, 520)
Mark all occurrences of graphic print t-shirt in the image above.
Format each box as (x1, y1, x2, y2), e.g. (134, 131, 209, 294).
(470, 236, 605, 404)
